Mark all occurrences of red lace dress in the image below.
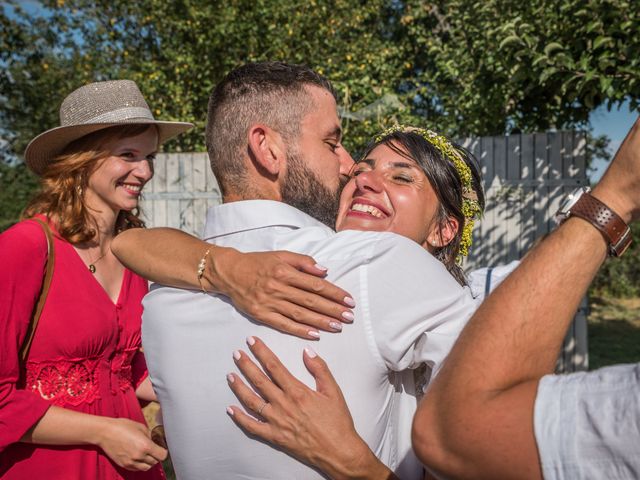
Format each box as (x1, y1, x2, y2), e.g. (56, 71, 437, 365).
(0, 219, 164, 479)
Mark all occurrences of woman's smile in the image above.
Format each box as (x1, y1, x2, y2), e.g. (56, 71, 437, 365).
(347, 198, 389, 219)
(336, 142, 442, 249)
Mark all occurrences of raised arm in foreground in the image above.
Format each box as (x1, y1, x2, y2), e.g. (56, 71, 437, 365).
(413, 117, 640, 479)
(112, 227, 355, 339)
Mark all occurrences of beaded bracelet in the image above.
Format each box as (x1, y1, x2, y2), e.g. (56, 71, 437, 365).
(197, 247, 211, 293)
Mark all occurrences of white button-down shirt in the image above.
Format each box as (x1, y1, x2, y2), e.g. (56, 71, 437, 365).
(142, 200, 476, 480)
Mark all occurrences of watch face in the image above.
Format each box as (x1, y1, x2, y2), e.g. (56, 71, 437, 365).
(558, 187, 590, 215)
(554, 186, 590, 225)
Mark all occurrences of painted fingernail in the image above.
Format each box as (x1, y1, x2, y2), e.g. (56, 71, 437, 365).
(344, 296, 356, 307)
(226, 407, 234, 416)
(246, 336, 256, 346)
(315, 263, 328, 271)
(233, 350, 241, 361)
(341, 311, 354, 322)
(329, 321, 342, 331)
(227, 373, 235, 384)
(304, 346, 318, 358)
(308, 330, 320, 339)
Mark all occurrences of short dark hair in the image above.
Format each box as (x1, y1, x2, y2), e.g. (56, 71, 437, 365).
(360, 131, 485, 286)
(206, 61, 336, 197)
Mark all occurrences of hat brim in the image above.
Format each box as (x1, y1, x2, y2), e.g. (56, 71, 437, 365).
(24, 119, 194, 176)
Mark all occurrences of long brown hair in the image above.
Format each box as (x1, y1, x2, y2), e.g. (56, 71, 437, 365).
(23, 125, 155, 244)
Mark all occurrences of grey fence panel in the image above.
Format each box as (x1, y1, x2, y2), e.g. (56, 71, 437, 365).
(142, 133, 590, 372)
(150, 150, 167, 228)
(192, 153, 211, 235)
(461, 131, 589, 373)
(139, 152, 221, 237)
(520, 134, 536, 254)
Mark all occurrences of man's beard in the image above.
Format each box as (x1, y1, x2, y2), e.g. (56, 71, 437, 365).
(281, 150, 343, 229)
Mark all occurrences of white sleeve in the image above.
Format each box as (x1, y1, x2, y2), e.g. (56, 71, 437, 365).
(534, 363, 640, 480)
(363, 233, 476, 374)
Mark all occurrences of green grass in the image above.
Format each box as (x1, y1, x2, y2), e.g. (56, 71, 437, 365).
(588, 295, 640, 370)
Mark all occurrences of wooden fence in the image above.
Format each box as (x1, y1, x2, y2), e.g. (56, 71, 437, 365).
(140, 131, 589, 372)
(462, 131, 589, 268)
(140, 153, 221, 236)
(460, 131, 589, 372)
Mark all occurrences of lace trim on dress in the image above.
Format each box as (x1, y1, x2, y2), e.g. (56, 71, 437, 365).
(115, 348, 138, 393)
(26, 358, 101, 406)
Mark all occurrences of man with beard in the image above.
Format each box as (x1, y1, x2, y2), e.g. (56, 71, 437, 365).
(140, 62, 475, 479)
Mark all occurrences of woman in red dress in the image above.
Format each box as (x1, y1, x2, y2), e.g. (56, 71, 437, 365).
(0, 80, 193, 479)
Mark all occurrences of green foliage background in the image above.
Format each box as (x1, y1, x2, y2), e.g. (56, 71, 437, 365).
(1, 0, 639, 294)
(592, 222, 640, 297)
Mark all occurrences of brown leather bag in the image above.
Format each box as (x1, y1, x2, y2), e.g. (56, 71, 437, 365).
(20, 218, 56, 362)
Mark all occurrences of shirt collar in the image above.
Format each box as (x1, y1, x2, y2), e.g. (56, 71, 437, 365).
(202, 199, 335, 240)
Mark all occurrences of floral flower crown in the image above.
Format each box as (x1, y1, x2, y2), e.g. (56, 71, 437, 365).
(374, 125, 483, 260)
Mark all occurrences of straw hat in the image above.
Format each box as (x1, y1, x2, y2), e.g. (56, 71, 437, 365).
(24, 80, 194, 175)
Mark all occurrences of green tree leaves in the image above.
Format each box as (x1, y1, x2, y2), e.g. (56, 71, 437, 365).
(2, 0, 638, 155)
(1, 0, 639, 231)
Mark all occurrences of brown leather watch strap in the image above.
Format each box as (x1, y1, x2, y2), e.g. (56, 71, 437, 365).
(570, 193, 632, 256)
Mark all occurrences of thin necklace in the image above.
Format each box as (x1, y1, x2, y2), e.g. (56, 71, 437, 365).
(88, 250, 108, 274)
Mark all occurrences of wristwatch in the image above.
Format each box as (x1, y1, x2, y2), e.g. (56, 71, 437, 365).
(555, 186, 632, 257)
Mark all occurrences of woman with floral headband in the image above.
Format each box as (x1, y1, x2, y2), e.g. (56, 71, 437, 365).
(112, 125, 484, 477)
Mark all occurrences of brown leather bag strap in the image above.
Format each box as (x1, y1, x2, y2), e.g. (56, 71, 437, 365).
(20, 218, 56, 362)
